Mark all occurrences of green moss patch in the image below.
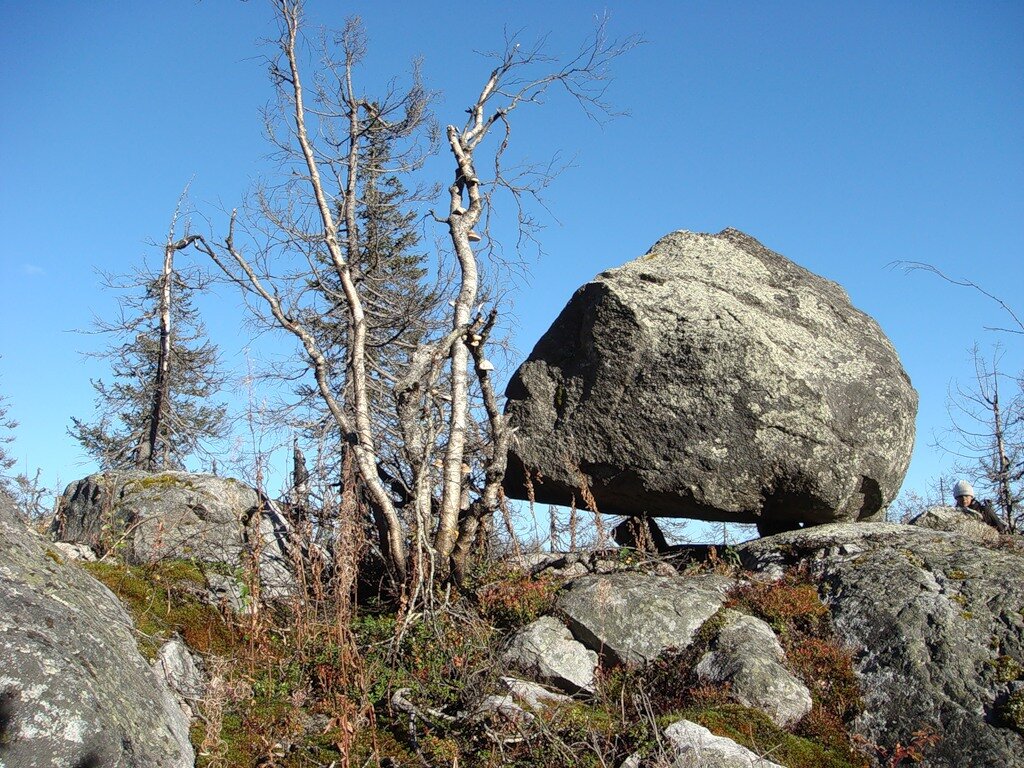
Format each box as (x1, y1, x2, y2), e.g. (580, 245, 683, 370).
(673, 704, 868, 768)
(82, 559, 236, 658)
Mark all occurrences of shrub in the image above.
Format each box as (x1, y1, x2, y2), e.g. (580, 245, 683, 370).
(476, 569, 561, 630)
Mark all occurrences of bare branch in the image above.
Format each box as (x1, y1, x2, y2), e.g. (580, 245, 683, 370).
(894, 260, 1024, 335)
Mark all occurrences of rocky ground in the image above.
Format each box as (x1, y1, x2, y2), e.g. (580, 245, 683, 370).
(4, 474, 1022, 767)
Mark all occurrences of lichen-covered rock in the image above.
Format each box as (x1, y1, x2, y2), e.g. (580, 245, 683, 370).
(695, 609, 812, 727)
(0, 491, 193, 767)
(910, 505, 1001, 544)
(504, 228, 916, 531)
(503, 616, 598, 693)
(738, 523, 1024, 768)
(555, 572, 732, 665)
(52, 470, 296, 598)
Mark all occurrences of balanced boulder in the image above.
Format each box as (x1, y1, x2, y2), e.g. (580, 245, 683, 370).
(504, 228, 916, 530)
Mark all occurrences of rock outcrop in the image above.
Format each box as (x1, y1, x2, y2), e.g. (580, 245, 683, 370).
(504, 228, 917, 531)
(52, 471, 296, 598)
(0, 490, 193, 767)
(739, 523, 1024, 768)
(910, 504, 1001, 544)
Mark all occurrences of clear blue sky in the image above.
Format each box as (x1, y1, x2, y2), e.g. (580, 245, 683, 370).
(1, 0, 1022, 511)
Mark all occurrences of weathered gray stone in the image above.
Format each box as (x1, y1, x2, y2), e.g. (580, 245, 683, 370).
(624, 719, 786, 768)
(695, 609, 812, 727)
(472, 694, 533, 725)
(206, 572, 250, 614)
(153, 638, 205, 718)
(738, 522, 1024, 768)
(52, 470, 296, 599)
(503, 616, 598, 693)
(504, 228, 916, 531)
(555, 572, 732, 665)
(910, 505, 1001, 544)
(0, 491, 193, 767)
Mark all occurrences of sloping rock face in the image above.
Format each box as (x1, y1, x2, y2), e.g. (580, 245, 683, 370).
(555, 571, 732, 665)
(504, 228, 917, 529)
(739, 523, 1024, 768)
(52, 471, 295, 598)
(0, 491, 193, 767)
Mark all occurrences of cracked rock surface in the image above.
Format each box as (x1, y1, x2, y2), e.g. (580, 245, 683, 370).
(739, 523, 1024, 768)
(695, 609, 812, 727)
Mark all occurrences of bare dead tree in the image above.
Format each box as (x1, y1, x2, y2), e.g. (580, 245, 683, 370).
(940, 344, 1023, 532)
(422, 19, 639, 587)
(197, 1, 637, 595)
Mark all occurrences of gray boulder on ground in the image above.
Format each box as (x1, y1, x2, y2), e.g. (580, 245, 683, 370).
(695, 609, 812, 727)
(738, 523, 1024, 768)
(503, 615, 599, 693)
(504, 228, 917, 532)
(0, 490, 193, 767)
(52, 470, 296, 598)
(555, 571, 732, 665)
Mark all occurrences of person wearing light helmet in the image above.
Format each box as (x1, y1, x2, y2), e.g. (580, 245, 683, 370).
(952, 479, 1008, 533)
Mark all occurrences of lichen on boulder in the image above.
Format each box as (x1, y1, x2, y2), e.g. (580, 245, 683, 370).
(52, 470, 297, 599)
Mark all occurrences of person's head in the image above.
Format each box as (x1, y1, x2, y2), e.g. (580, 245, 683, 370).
(953, 479, 975, 508)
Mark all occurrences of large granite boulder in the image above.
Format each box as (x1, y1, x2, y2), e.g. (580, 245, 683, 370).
(739, 523, 1024, 768)
(0, 490, 193, 767)
(52, 470, 296, 598)
(504, 228, 917, 531)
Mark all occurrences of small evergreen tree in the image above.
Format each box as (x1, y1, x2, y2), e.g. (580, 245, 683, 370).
(70, 237, 227, 471)
(298, 115, 439, 484)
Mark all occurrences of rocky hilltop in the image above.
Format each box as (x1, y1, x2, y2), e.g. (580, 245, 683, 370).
(4, 229, 1018, 767)
(5, 477, 1021, 767)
